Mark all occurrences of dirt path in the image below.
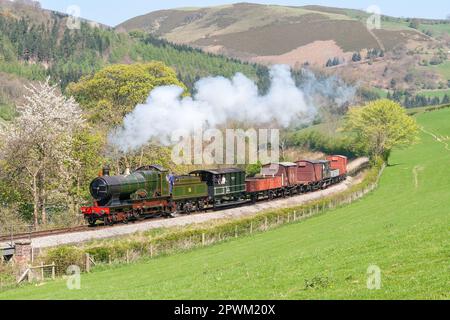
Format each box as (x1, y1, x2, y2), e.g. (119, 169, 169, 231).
(8, 158, 370, 249)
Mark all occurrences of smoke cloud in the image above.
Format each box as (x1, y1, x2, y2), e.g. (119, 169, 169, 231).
(108, 65, 353, 152)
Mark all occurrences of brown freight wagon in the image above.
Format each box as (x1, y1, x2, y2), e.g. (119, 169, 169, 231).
(245, 176, 283, 193)
(295, 160, 326, 183)
(260, 162, 297, 187)
(327, 155, 348, 176)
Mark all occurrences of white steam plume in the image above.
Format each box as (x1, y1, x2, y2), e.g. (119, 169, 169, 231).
(109, 65, 318, 152)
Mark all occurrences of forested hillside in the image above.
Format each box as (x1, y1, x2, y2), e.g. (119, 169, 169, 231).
(0, 1, 267, 121)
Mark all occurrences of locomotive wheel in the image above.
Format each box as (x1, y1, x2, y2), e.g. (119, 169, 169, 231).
(104, 216, 114, 226)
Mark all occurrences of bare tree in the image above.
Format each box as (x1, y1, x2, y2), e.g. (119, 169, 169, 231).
(0, 78, 84, 227)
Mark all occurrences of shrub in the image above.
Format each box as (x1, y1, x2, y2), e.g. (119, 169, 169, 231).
(43, 246, 84, 275)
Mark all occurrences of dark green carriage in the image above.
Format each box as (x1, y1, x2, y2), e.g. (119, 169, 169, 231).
(189, 168, 247, 206)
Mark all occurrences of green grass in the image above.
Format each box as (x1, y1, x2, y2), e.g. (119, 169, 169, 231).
(420, 23, 450, 37)
(430, 61, 450, 80)
(1, 109, 450, 300)
(0, 103, 15, 121)
(371, 87, 389, 99)
(418, 89, 450, 99)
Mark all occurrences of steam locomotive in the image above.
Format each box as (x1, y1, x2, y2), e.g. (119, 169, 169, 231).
(81, 156, 348, 226)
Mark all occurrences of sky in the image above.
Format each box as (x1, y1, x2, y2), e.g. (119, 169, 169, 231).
(37, 0, 450, 27)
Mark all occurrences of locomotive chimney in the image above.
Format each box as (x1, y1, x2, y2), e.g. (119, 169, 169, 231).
(102, 166, 110, 177)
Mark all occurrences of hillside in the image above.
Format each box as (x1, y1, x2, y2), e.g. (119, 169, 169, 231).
(0, 0, 266, 121)
(118, 3, 450, 93)
(2, 107, 449, 299)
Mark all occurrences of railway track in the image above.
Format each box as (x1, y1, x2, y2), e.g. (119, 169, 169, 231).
(0, 199, 263, 244)
(0, 225, 90, 243)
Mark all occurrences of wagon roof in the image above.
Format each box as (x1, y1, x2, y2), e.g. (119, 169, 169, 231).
(296, 160, 329, 165)
(263, 162, 297, 167)
(190, 168, 245, 175)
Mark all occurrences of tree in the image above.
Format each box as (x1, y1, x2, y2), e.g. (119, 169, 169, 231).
(409, 19, 420, 29)
(67, 62, 188, 125)
(390, 78, 397, 89)
(352, 52, 362, 62)
(343, 99, 419, 162)
(0, 79, 84, 226)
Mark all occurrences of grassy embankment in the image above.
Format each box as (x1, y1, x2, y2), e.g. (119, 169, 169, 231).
(1, 108, 449, 300)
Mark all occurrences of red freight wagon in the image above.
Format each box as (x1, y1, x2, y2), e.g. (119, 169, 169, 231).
(327, 155, 348, 176)
(295, 160, 325, 183)
(261, 162, 297, 187)
(245, 176, 283, 193)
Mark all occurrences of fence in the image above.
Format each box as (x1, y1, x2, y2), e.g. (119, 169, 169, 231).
(17, 262, 56, 284)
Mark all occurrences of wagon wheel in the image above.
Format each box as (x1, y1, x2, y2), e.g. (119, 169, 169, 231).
(197, 201, 205, 212)
(185, 203, 193, 215)
(133, 209, 141, 220)
(268, 192, 274, 201)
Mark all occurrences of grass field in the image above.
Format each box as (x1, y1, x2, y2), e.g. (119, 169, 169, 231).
(431, 61, 450, 80)
(419, 89, 450, 99)
(421, 23, 450, 37)
(1, 109, 449, 300)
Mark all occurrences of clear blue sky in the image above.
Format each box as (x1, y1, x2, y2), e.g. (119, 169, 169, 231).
(38, 0, 450, 26)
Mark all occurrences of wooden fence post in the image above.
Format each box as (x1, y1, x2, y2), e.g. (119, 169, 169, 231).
(40, 262, 44, 280)
(265, 217, 268, 230)
(51, 262, 55, 280)
(235, 226, 238, 238)
(85, 253, 90, 273)
(109, 255, 112, 265)
(126, 250, 130, 264)
(202, 233, 206, 246)
(150, 245, 154, 258)
(250, 222, 253, 234)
